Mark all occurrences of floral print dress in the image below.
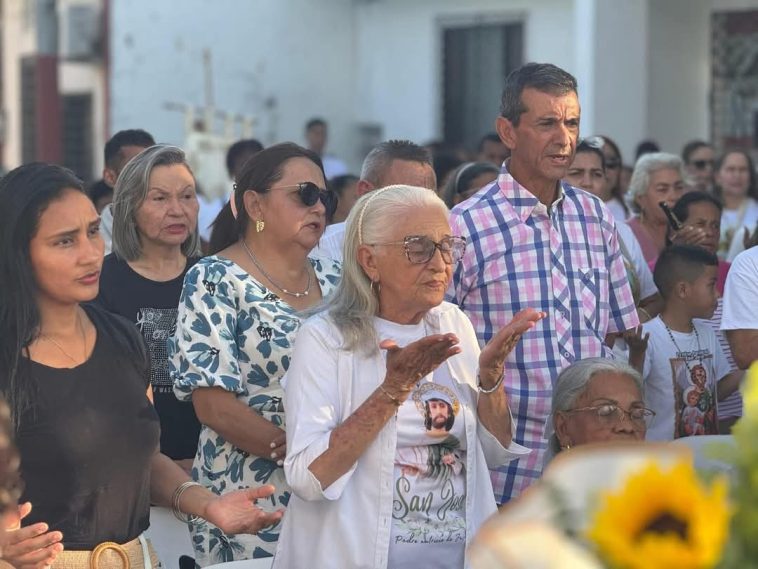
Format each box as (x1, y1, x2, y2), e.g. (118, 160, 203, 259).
(169, 255, 341, 564)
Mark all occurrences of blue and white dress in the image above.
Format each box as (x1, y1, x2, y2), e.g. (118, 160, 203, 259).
(169, 255, 340, 564)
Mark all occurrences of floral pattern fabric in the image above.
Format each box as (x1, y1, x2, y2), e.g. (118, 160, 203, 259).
(169, 255, 340, 564)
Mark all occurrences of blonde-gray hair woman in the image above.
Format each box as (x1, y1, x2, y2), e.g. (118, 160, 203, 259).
(274, 184, 544, 569)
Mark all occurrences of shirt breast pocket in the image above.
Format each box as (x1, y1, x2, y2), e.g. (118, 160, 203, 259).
(572, 267, 608, 331)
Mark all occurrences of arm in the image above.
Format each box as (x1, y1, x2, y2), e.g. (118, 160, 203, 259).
(726, 330, 758, 370)
(718, 370, 744, 401)
(192, 388, 286, 461)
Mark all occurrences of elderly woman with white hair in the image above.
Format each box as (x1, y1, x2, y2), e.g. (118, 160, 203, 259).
(97, 144, 202, 472)
(546, 358, 654, 463)
(273, 185, 543, 569)
(626, 152, 711, 265)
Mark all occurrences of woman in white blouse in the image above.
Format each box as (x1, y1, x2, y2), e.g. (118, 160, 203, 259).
(714, 150, 758, 262)
(274, 185, 542, 569)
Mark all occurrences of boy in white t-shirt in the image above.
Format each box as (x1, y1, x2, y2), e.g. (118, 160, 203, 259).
(642, 245, 742, 441)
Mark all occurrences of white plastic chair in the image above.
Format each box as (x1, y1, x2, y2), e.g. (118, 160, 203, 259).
(145, 507, 196, 569)
(203, 559, 274, 569)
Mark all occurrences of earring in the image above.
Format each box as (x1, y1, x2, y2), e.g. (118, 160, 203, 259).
(255, 219, 265, 233)
(370, 279, 381, 296)
(562, 442, 572, 451)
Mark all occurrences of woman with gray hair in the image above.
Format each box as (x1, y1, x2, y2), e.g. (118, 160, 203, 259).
(274, 185, 543, 569)
(625, 152, 700, 265)
(96, 144, 202, 472)
(546, 358, 653, 463)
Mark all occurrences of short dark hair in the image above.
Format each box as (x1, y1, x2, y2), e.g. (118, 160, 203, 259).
(104, 129, 155, 169)
(672, 191, 722, 223)
(635, 140, 660, 160)
(500, 63, 577, 126)
(328, 174, 359, 198)
(477, 132, 502, 152)
(87, 179, 112, 204)
(575, 139, 606, 170)
(360, 140, 432, 185)
(681, 140, 710, 164)
(653, 245, 718, 300)
(305, 117, 326, 131)
(225, 138, 264, 178)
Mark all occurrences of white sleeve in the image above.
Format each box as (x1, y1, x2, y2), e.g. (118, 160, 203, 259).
(282, 319, 358, 502)
(721, 249, 758, 330)
(618, 221, 658, 300)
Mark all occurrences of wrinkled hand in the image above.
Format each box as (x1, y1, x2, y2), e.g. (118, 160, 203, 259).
(381, 333, 461, 395)
(2, 502, 63, 569)
(671, 224, 708, 248)
(203, 485, 284, 536)
(624, 325, 650, 354)
(478, 309, 546, 387)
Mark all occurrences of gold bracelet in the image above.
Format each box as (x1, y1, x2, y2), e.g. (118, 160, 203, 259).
(378, 385, 404, 407)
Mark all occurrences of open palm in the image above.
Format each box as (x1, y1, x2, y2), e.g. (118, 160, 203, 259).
(479, 308, 545, 384)
(203, 485, 284, 535)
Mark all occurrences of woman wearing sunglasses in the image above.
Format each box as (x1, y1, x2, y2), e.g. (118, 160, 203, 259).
(274, 185, 542, 569)
(169, 143, 341, 564)
(546, 358, 652, 464)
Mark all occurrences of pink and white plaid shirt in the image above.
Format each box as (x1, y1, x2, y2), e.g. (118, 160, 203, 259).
(447, 166, 639, 503)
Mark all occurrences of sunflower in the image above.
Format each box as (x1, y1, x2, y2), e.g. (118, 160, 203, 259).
(585, 460, 731, 569)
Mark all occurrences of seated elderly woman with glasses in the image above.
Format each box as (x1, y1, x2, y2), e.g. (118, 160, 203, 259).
(546, 358, 654, 463)
(273, 184, 544, 569)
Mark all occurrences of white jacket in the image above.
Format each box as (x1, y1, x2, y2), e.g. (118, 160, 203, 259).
(273, 302, 530, 569)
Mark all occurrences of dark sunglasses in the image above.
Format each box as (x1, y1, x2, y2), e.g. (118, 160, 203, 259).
(368, 235, 467, 265)
(267, 182, 337, 216)
(691, 159, 713, 170)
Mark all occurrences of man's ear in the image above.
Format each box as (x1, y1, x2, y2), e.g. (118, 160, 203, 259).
(103, 167, 117, 188)
(676, 280, 689, 300)
(357, 179, 375, 197)
(495, 116, 517, 151)
(356, 244, 379, 283)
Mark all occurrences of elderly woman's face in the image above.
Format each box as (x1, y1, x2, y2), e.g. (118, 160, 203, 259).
(635, 167, 685, 224)
(555, 372, 646, 449)
(135, 164, 198, 251)
(365, 204, 455, 324)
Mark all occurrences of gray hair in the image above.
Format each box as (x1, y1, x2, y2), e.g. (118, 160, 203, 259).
(359, 140, 432, 186)
(111, 144, 201, 261)
(626, 152, 685, 214)
(500, 62, 577, 126)
(546, 358, 643, 458)
(317, 184, 449, 354)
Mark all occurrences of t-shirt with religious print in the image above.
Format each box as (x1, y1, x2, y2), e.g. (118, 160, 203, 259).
(96, 254, 201, 460)
(641, 317, 732, 441)
(374, 317, 467, 569)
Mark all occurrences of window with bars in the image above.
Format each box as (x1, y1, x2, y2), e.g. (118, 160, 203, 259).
(62, 93, 93, 182)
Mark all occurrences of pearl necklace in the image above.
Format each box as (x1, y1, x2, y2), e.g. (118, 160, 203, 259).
(242, 239, 312, 298)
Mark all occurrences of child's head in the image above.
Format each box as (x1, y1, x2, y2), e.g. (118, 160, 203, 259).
(653, 244, 719, 319)
(685, 387, 699, 407)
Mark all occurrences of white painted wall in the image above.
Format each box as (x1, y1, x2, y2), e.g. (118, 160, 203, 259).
(109, 0, 357, 169)
(353, 0, 575, 159)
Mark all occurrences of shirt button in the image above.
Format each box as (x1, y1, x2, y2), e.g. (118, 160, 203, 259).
(563, 350, 571, 358)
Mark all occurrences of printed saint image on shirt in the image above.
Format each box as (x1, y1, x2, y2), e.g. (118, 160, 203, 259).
(135, 307, 178, 393)
(670, 355, 718, 438)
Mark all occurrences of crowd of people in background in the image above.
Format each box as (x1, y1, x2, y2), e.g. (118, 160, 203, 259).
(0, 61, 756, 569)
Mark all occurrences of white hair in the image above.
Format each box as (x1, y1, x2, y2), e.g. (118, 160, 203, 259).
(626, 152, 685, 214)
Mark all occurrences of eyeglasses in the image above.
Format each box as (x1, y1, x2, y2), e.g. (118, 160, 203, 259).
(691, 159, 714, 170)
(563, 404, 655, 428)
(368, 235, 467, 265)
(266, 182, 337, 217)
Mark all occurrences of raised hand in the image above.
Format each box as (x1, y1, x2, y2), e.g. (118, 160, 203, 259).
(203, 485, 284, 536)
(2, 502, 63, 569)
(671, 224, 708, 248)
(478, 309, 546, 387)
(624, 325, 650, 373)
(380, 333, 461, 397)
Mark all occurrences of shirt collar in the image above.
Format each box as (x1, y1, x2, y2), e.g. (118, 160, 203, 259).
(497, 161, 567, 222)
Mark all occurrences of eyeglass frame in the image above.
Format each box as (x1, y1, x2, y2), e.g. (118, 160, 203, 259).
(264, 182, 337, 216)
(366, 235, 467, 265)
(561, 403, 655, 428)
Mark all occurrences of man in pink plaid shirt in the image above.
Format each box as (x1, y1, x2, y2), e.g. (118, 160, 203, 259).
(447, 63, 639, 503)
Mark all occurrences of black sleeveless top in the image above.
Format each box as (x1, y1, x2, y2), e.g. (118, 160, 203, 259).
(17, 303, 160, 549)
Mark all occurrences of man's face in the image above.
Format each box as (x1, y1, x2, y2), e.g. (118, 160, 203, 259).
(428, 400, 450, 429)
(499, 88, 580, 185)
(375, 159, 437, 191)
(478, 139, 509, 167)
(306, 124, 327, 154)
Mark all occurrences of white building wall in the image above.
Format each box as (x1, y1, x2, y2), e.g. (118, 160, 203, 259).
(109, 0, 357, 169)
